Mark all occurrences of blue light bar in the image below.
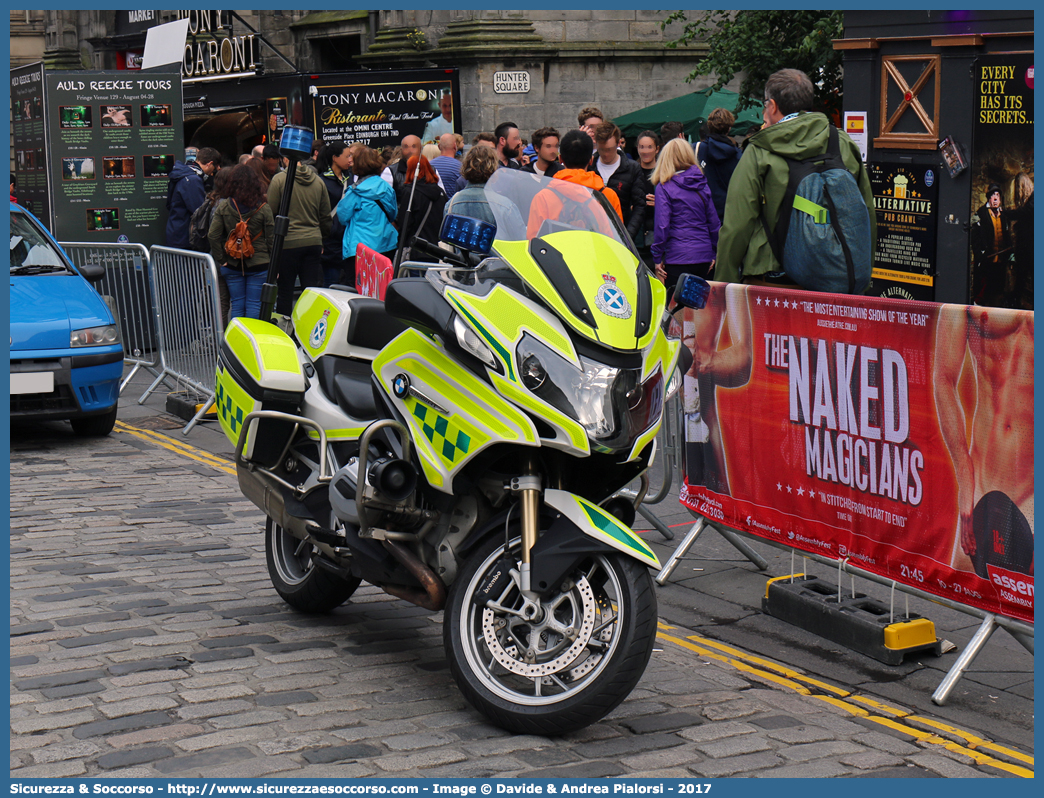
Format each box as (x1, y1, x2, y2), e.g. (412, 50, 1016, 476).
(439, 214, 497, 255)
(279, 125, 314, 158)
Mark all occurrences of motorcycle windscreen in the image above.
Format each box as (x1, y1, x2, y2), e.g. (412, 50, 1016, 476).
(479, 169, 658, 352)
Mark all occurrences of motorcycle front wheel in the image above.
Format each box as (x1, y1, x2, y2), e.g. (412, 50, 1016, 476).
(445, 533, 657, 735)
(265, 518, 361, 612)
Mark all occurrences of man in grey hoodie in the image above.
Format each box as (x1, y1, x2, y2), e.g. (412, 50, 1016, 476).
(267, 158, 331, 317)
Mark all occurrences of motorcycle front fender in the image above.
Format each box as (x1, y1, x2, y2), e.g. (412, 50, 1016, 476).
(541, 489, 661, 571)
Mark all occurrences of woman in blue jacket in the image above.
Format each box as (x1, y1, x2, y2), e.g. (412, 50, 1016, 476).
(651, 137, 720, 291)
(335, 147, 398, 276)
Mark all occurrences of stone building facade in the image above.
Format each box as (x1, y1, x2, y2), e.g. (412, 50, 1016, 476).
(20, 9, 730, 143)
(277, 10, 724, 141)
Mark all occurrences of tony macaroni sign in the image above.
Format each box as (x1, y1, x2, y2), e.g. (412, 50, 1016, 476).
(680, 283, 1033, 623)
(310, 69, 461, 148)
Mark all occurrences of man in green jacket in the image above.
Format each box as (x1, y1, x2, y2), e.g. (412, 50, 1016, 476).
(715, 69, 875, 285)
(267, 159, 332, 318)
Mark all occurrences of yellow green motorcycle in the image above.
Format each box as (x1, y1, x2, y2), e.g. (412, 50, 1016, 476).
(215, 168, 701, 734)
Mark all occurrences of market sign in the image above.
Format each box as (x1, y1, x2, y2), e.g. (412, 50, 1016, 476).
(493, 71, 530, 94)
(115, 10, 160, 36)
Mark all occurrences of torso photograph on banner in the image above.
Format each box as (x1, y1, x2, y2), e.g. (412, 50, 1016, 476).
(680, 284, 1033, 624)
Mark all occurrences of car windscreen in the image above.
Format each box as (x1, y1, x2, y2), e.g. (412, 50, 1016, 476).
(10, 211, 72, 275)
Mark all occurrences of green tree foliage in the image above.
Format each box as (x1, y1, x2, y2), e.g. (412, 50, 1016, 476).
(664, 10, 844, 118)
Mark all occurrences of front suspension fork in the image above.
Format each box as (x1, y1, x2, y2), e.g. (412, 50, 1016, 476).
(511, 455, 542, 599)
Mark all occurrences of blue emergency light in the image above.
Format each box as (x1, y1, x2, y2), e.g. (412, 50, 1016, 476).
(279, 125, 314, 159)
(439, 214, 496, 255)
(673, 273, 710, 310)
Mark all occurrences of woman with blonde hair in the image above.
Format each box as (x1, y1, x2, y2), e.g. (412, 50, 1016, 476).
(422, 143, 440, 162)
(651, 136, 719, 289)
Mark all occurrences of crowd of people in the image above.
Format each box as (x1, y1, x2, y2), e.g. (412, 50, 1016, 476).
(169, 69, 879, 328)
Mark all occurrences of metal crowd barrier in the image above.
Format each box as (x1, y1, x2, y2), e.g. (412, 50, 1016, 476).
(138, 246, 223, 433)
(60, 242, 159, 394)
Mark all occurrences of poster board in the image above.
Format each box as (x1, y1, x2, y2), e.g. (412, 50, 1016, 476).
(867, 162, 939, 302)
(45, 70, 184, 248)
(680, 283, 1033, 624)
(968, 53, 1033, 311)
(11, 63, 50, 223)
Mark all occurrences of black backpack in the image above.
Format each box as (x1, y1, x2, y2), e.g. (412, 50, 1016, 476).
(759, 126, 872, 294)
(188, 197, 216, 252)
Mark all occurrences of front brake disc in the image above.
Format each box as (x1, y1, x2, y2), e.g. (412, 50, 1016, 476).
(480, 576, 597, 678)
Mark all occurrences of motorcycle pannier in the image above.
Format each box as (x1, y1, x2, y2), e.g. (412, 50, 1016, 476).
(215, 317, 306, 467)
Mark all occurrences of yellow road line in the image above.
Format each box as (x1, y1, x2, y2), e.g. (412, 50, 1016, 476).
(655, 627, 1033, 777)
(114, 420, 236, 476)
(907, 716, 1035, 765)
(848, 695, 911, 717)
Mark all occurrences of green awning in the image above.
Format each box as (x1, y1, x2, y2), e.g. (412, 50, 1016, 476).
(614, 87, 763, 141)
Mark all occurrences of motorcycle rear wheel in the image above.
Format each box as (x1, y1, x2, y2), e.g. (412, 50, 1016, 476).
(265, 518, 361, 612)
(445, 534, 657, 735)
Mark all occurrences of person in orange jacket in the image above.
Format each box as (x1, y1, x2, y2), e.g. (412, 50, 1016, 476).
(527, 130, 623, 239)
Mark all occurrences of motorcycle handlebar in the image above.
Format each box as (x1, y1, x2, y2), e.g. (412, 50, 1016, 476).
(408, 237, 470, 269)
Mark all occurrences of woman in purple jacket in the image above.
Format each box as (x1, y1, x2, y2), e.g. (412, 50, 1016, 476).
(650, 137, 720, 292)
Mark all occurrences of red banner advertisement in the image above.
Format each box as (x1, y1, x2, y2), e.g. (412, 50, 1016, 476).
(680, 283, 1033, 623)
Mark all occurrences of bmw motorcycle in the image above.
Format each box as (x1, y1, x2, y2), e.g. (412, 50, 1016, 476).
(215, 168, 702, 734)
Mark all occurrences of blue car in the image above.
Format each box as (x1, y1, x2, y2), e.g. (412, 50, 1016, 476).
(10, 202, 124, 436)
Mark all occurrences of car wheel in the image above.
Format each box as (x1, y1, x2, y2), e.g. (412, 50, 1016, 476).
(71, 406, 118, 437)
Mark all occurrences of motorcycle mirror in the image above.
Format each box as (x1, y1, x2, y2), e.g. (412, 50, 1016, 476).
(440, 214, 497, 256)
(672, 273, 710, 310)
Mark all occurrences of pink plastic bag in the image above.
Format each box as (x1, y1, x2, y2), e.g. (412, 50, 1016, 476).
(355, 244, 394, 300)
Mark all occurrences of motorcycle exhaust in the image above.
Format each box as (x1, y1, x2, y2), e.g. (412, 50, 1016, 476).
(379, 539, 447, 611)
(237, 463, 314, 540)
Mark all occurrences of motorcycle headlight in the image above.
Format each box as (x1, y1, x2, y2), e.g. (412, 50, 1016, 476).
(71, 324, 121, 347)
(515, 334, 663, 452)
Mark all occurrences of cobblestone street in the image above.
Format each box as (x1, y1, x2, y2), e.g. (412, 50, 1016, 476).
(9, 419, 1033, 779)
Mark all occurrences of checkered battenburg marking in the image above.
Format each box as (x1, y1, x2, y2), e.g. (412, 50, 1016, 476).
(412, 402, 471, 463)
(216, 381, 244, 433)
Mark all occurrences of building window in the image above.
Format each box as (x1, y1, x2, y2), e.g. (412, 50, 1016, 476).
(874, 54, 942, 149)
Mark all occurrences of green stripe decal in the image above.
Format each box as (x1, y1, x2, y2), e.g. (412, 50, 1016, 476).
(448, 295, 516, 382)
(581, 501, 655, 560)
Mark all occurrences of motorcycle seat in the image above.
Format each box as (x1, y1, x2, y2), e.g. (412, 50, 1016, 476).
(333, 370, 378, 421)
(346, 297, 409, 351)
(315, 356, 379, 421)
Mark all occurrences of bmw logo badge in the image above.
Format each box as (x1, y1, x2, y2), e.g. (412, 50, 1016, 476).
(392, 373, 410, 398)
